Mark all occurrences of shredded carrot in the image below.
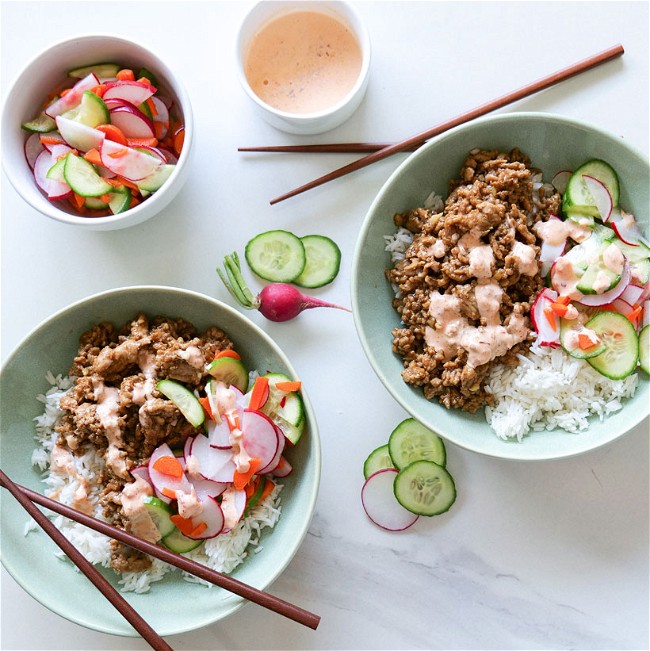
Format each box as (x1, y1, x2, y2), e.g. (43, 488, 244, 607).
(153, 455, 184, 478)
(96, 123, 128, 146)
(226, 412, 241, 432)
(233, 458, 262, 491)
(108, 147, 129, 158)
(170, 514, 195, 536)
(173, 127, 185, 156)
(275, 380, 301, 393)
(83, 148, 103, 166)
(189, 522, 207, 538)
(259, 478, 275, 502)
(578, 334, 597, 350)
(40, 135, 64, 145)
(550, 302, 568, 317)
(127, 137, 159, 148)
(161, 487, 177, 500)
(71, 193, 85, 210)
(116, 68, 135, 81)
(98, 193, 111, 203)
(245, 476, 261, 500)
(555, 295, 572, 306)
(145, 97, 158, 117)
(198, 396, 213, 420)
(116, 176, 140, 191)
(214, 349, 241, 361)
(129, 195, 141, 208)
(544, 307, 558, 332)
(60, 87, 73, 97)
(248, 376, 270, 411)
(89, 84, 107, 97)
(628, 304, 643, 326)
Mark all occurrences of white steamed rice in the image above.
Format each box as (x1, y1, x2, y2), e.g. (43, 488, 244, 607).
(383, 195, 639, 442)
(29, 372, 283, 593)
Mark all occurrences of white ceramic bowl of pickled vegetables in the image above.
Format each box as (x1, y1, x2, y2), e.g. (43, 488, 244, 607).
(2, 35, 193, 231)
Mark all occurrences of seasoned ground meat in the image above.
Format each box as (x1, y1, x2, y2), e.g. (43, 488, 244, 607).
(55, 313, 235, 572)
(386, 148, 561, 413)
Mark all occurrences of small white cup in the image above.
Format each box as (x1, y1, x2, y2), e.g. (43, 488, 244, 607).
(236, 1, 371, 135)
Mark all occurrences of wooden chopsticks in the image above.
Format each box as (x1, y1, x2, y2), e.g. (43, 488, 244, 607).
(266, 44, 624, 205)
(0, 470, 321, 632)
(239, 143, 406, 154)
(0, 469, 173, 651)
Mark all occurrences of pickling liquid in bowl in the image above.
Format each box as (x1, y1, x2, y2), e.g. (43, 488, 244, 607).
(244, 10, 362, 114)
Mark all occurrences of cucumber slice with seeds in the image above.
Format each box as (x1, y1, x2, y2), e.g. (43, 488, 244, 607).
(363, 444, 395, 479)
(585, 311, 639, 379)
(293, 235, 342, 288)
(108, 185, 131, 214)
(157, 379, 205, 428)
(61, 90, 109, 128)
(563, 159, 620, 215)
(394, 460, 456, 516)
(388, 418, 446, 469)
(21, 109, 57, 133)
(207, 357, 249, 393)
(161, 528, 202, 553)
(142, 496, 175, 537)
(68, 62, 120, 79)
(63, 153, 112, 197)
(46, 156, 68, 183)
(245, 230, 306, 282)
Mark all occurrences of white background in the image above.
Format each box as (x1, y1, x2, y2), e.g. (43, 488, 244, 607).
(1, 1, 648, 649)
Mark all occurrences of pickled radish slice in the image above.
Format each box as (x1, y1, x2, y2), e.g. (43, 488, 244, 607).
(361, 469, 419, 531)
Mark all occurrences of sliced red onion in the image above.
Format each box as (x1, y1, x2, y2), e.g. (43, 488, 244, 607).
(577, 262, 631, 306)
(643, 300, 650, 329)
(608, 297, 634, 316)
(620, 283, 644, 306)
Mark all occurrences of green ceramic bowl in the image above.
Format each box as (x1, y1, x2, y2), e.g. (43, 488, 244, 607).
(0, 286, 321, 636)
(351, 112, 649, 461)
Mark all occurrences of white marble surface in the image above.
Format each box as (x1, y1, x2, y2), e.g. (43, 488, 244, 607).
(1, 1, 649, 649)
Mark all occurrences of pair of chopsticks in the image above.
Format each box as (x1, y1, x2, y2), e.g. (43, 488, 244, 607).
(0, 469, 320, 650)
(239, 44, 624, 205)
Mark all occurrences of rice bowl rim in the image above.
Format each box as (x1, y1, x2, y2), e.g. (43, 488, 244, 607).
(0, 285, 321, 636)
(351, 111, 649, 461)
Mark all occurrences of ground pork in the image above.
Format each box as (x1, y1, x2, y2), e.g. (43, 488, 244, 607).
(386, 148, 561, 413)
(55, 313, 235, 571)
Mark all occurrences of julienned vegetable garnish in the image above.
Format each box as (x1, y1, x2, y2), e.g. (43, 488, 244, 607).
(361, 418, 456, 531)
(532, 158, 650, 380)
(217, 251, 350, 322)
(22, 63, 184, 216)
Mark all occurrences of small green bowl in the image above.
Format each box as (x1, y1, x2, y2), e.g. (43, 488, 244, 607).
(0, 286, 320, 636)
(352, 112, 649, 461)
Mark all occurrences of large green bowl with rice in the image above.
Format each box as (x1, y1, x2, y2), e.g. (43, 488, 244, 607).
(351, 112, 649, 460)
(0, 286, 321, 636)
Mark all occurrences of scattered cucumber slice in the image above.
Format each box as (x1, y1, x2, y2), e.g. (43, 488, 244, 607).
(137, 67, 159, 87)
(207, 357, 249, 393)
(245, 230, 306, 282)
(21, 109, 56, 133)
(363, 444, 395, 480)
(142, 496, 175, 537)
(137, 164, 175, 193)
(46, 156, 68, 183)
(388, 417, 446, 469)
(68, 62, 120, 79)
(63, 154, 113, 197)
(85, 196, 109, 210)
(293, 235, 342, 288)
(563, 159, 620, 216)
(61, 90, 109, 127)
(639, 325, 649, 374)
(161, 528, 202, 553)
(393, 460, 456, 516)
(585, 311, 639, 379)
(575, 250, 621, 295)
(157, 379, 205, 427)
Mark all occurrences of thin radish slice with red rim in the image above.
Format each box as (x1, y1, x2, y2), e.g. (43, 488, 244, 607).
(25, 132, 44, 169)
(531, 288, 560, 346)
(134, 146, 167, 163)
(148, 442, 192, 498)
(270, 455, 293, 478)
(189, 434, 234, 481)
(129, 464, 152, 486)
(643, 301, 650, 329)
(185, 496, 225, 540)
(608, 297, 634, 317)
(45, 73, 99, 117)
(577, 262, 631, 306)
(639, 282, 650, 303)
(158, 147, 178, 164)
(620, 283, 644, 306)
(188, 476, 228, 500)
(241, 409, 280, 471)
(220, 487, 247, 532)
(258, 424, 286, 474)
(551, 170, 572, 194)
(39, 132, 66, 151)
(33, 150, 71, 200)
(109, 105, 155, 138)
(361, 469, 419, 532)
(609, 208, 650, 247)
(103, 80, 155, 105)
(100, 138, 162, 180)
(582, 175, 613, 222)
(151, 96, 170, 138)
(207, 417, 231, 449)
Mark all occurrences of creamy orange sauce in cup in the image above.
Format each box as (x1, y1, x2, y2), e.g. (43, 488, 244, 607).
(244, 10, 362, 114)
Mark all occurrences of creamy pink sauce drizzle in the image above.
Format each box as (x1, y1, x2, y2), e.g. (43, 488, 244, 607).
(120, 475, 161, 542)
(244, 11, 362, 114)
